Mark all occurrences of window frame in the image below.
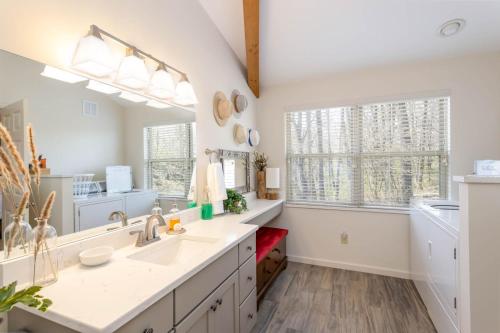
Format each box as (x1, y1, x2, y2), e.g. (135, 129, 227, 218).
(285, 96, 450, 209)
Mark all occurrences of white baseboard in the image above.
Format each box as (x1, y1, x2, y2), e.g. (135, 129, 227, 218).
(288, 255, 411, 279)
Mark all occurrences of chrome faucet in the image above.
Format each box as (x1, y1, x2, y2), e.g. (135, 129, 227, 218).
(130, 214, 166, 247)
(109, 211, 128, 227)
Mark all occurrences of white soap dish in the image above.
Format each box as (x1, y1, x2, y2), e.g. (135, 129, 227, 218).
(79, 246, 114, 266)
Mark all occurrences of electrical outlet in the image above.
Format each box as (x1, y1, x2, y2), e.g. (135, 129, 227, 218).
(341, 232, 349, 245)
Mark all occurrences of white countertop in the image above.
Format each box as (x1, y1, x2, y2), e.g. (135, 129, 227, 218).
(19, 198, 283, 333)
(453, 175, 500, 183)
(413, 199, 459, 234)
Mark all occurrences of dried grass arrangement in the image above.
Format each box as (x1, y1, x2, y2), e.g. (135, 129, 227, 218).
(0, 123, 57, 283)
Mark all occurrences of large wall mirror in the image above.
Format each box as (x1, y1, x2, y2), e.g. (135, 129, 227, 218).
(0, 49, 196, 261)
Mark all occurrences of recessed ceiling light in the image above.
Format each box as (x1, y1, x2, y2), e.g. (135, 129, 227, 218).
(86, 80, 121, 94)
(146, 100, 172, 109)
(439, 18, 466, 37)
(40, 65, 87, 83)
(119, 91, 147, 103)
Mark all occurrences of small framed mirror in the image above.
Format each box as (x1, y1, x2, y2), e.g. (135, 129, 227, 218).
(219, 149, 250, 193)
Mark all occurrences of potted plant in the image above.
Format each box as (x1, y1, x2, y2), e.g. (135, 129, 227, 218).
(253, 151, 268, 199)
(0, 281, 51, 324)
(224, 189, 248, 214)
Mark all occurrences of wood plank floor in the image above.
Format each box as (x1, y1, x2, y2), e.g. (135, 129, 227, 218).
(252, 262, 436, 333)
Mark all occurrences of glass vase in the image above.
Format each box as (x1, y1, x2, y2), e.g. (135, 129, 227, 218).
(32, 218, 58, 286)
(3, 214, 32, 259)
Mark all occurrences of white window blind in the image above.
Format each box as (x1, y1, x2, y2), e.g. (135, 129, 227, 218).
(144, 123, 196, 197)
(286, 96, 449, 208)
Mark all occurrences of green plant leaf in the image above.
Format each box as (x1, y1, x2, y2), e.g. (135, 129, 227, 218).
(0, 281, 52, 313)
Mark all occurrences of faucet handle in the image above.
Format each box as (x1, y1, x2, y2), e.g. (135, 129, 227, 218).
(130, 230, 145, 246)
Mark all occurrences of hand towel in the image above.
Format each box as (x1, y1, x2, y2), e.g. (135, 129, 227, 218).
(207, 162, 227, 215)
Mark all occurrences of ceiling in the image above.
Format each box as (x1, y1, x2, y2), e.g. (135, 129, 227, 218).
(200, 0, 500, 88)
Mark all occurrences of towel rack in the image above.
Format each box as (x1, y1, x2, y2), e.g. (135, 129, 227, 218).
(205, 148, 220, 163)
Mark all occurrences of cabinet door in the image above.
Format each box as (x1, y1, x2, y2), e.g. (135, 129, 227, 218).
(125, 192, 157, 218)
(427, 220, 458, 317)
(214, 272, 239, 333)
(76, 199, 124, 231)
(176, 272, 239, 333)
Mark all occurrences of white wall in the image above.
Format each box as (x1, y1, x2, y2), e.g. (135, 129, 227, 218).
(0, 0, 257, 200)
(0, 50, 125, 179)
(258, 52, 500, 277)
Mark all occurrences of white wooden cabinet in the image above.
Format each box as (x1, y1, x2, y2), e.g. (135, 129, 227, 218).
(176, 271, 239, 333)
(74, 191, 158, 232)
(76, 199, 124, 231)
(410, 203, 459, 333)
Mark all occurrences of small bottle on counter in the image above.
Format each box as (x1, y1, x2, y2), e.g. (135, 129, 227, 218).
(168, 203, 181, 231)
(151, 199, 162, 216)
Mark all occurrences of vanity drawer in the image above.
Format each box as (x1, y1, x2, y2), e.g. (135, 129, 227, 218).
(175, 246, 238, 324)
(239, 254, 257, 304)
(239, 233, 256, 265)
(239, 288, 257, 333)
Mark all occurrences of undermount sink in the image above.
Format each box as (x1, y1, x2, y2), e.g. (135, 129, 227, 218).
(127, 235, 220, 267)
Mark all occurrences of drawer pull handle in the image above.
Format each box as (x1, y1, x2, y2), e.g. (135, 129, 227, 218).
(211, 304, 218, 312)
(216, 298, 223, 305)
(247, 276, 253, 281)
(247, 246, 253, 251)
(248, 313, 254, 319)
(143, 329, 153, 333)
(266, 269, 272, 274)
(272, 248, 281, 254)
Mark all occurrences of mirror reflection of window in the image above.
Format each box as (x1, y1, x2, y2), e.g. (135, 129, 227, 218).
(224, 159, 236, 189)
(143, 122, 196, 198)
(223, 158, 247, 190)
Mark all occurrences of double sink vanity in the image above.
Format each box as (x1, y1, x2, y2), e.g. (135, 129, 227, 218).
(6, 198, 283, 333)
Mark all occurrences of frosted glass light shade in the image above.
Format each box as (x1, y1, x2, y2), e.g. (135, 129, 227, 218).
(115, 52, 150, 89)
(266, 168, 280, 189)
(72, 35, 115, 77)
(148, 67, 175, 99)
(174, 75, 198, 105)
(41, 66, 87, 83)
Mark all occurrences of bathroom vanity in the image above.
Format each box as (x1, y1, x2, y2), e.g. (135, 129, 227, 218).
(8, 227, 257, 333)
(6, 198, 283, 333)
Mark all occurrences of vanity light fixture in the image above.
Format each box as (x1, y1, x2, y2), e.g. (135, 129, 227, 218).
(174, 74, 198, 106)
(146, 100, 172, 109)
(70, 25, 198, 107)
(148, 63, 175, 99)
(72, 25, 115, 77)
(86, 80, 121, 94)
(119, 91, 148, 103)
(40, 65, 87, 83)
(115, 47, 150, 89)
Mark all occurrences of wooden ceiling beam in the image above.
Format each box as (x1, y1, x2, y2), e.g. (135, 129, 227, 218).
(243, 0, 259, 97)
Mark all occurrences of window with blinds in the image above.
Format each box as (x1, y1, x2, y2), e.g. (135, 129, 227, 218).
(144, 123, 196, 197)
(285, 96, 449, 208)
